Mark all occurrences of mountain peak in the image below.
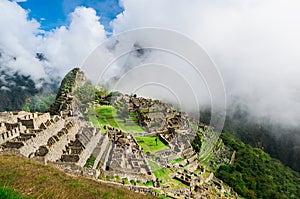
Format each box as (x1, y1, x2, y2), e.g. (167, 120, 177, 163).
(47, 68, 86, 115)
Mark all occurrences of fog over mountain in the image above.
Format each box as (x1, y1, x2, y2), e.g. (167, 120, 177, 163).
(1, 0, 300, 129)
(111, 0, 300, 128)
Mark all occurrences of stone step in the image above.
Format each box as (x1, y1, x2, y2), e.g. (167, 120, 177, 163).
(99, 141, 113, 170)
(61, 154, 80, 162)
(3, 141, 24, 149)
(91, 134, 105, 157)
(17, 133, 36, 141)
(35, 120, 78, 161)
(92, 134, 109, 169)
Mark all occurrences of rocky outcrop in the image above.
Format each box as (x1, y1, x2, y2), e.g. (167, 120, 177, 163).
(47, 68, 86, 116)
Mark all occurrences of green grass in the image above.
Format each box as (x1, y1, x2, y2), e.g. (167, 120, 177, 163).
(148, 161, 171, 180)
(134, 180, 154, 187)
(88, 115, 100, 128)
(94, 106, 145, 133)
(169, 158, 183, 164)
(143, 181, 154, 187)
(121, 178, 129, 184)
(148, 161, 188, 189)
(0, 154, 157, 199)
(84, 155, 96, 168)
(96, 105, 115, 117)
(0, 186, 26, 199)
(134, 136, 168, 153)
(129, 111, 137, 117)
(153, 168, 170, 179)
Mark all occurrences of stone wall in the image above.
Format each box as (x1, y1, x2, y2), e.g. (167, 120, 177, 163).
(91, 133, 110, 169)
(76, 128, 102, 167)
(51, 162, 99, 179)
(0, 111, 30, 123)
(0, 123, 26, 145)
(18, 113, 50, 129)
(159, 134, 170, 145)
(0, 122, 6, 133)
(37, 120, 78, 162)
(104, 170, 153, 183)
(19, 119, 64, 157)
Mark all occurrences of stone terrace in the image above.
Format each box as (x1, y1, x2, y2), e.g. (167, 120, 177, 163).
(60, 125, 102, 167)
(1, 113, 65, 158)
(0, 122, 26, 145)
(35, 119, 78, 162)
(104, 126, 153, 182)
(0, 111, 101, 168)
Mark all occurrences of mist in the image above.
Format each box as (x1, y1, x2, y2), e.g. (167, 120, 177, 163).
(110, 0, 300, 128)
(1, 0, 300, 129)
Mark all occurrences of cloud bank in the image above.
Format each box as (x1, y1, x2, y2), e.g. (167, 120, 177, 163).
(111, 0, 300, 127)
(1, 0, 300, 127)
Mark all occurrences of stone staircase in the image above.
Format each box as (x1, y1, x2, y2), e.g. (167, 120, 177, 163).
(91, 133, 112, 169)
(34, 120, 78, 162)
(60, 126, 102, 167)
(98, 140, 113, 170)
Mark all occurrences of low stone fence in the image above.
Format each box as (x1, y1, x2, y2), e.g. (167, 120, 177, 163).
(104, 169, 153, 183)
(51, 162, 160, 197)
(51, 162, 99, 179)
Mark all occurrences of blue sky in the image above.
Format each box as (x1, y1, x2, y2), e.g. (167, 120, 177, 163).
(17, 0, 123, 31)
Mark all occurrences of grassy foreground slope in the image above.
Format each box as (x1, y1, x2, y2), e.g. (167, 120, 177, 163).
(0, 186, 25, 199)
(0, 154, 155, 199)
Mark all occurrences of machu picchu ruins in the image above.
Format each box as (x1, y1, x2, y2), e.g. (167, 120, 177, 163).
(0, 68, 239, 198)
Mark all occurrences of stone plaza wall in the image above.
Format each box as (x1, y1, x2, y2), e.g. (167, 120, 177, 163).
(51, 162, 99, 179)
(104, 170, 153, 183)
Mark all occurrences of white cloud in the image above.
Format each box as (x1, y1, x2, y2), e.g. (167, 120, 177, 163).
(0, 1, 106, 81)
(1, 0, 300, 127)
(12, 0, 27, 2)
(42, 6, 106, 76)
(0, 0, 43, 79)
(110, 0, 300, 126)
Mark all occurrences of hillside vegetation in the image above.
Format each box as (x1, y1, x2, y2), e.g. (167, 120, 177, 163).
(0, 154, 156, 199)
(0, 70, 38, 111)
(215, 133, 300, 199)
(0, 66, 59, 113)
(222, 110, 300, 173)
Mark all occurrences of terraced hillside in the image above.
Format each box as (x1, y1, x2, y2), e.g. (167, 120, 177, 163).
(1, 68, 300, 199)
